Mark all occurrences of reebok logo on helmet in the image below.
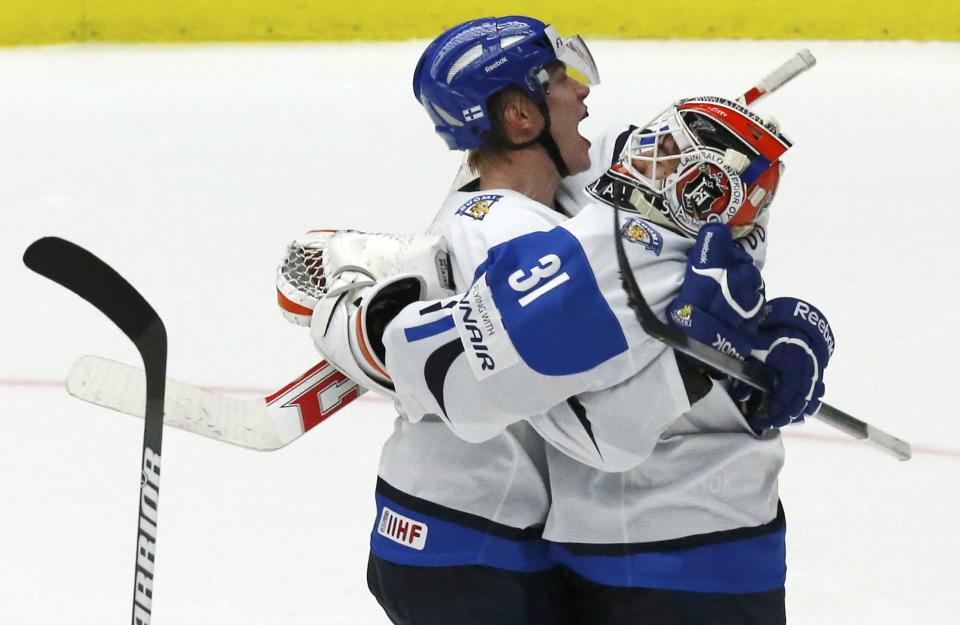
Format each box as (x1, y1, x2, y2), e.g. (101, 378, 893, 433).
(484, 57, 508, 72)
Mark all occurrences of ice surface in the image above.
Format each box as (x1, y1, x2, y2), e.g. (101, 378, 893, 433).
(1, 40, 958, 624)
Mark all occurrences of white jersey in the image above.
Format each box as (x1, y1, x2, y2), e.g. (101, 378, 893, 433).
(375, 187, 577, 534)
(371, 126, 641, 570)
(382, 201, 784, 547)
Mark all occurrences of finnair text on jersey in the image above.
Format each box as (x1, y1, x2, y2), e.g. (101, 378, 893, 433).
(459, 285, 497, 372)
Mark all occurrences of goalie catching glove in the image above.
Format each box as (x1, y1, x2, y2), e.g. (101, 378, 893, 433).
(277, 230, 453, 396)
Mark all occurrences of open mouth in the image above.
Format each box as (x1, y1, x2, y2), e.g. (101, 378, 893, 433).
(579, 109, 591, 145)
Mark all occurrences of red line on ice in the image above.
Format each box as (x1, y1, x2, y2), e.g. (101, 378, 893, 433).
(0, 377, 952, 457)
(0, 376, 393, 402)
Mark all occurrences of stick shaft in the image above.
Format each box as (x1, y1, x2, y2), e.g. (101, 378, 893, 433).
(739, 49, 817, 105)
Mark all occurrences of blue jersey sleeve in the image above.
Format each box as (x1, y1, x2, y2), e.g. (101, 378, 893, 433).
(477, 227, 628, 375)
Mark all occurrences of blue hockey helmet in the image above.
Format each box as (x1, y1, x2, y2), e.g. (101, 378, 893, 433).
(412, 16, 599, 151)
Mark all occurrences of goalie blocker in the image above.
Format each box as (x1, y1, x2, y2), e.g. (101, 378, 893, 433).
(277, 230, 454, 396)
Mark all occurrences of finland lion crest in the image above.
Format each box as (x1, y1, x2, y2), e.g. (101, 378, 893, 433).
(619, 217, 663, 256)
(670, 304, 693, 328)
(456, 194, 502, 221)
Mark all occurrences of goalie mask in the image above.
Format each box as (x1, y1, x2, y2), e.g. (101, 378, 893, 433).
(588, 96, 791, 238)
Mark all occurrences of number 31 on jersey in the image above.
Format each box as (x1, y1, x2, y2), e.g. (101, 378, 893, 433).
(484, 228, 627, 376)
(507, 254, 570, 307)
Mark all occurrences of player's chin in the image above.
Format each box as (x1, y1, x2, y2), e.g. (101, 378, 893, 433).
(566, 143, 591, 175)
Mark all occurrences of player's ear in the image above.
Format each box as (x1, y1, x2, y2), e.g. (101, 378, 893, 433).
(501, 95, 539, 143)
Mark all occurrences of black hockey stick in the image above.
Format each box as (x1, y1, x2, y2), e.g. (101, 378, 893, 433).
(23, 237, 167, 624)
(612, 211, 912, 461)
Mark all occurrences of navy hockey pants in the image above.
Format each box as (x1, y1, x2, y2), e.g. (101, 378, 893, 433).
(368, 553, 574, 625)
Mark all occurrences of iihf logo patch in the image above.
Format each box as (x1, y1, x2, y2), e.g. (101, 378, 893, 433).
(619, 217, 663, 255)
(456, 194, 502, 221)
(377, 506, 428, 550)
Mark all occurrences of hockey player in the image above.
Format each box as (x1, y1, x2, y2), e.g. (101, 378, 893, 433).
(308, 97, 833, 624)
(278, 16, 602, 625)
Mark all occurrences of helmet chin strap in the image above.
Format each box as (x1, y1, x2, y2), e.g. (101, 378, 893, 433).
(530, 100, 571, 178)
(489, 100, 570, 178)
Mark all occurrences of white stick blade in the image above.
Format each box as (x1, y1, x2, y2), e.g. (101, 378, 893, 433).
(68, 355, 283, 450)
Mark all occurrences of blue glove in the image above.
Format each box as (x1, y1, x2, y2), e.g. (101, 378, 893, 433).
(667, 224, 765, 362)
(744, 297, 835, 430)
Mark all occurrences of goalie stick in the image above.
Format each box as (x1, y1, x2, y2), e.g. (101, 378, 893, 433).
(612, 209, 912, 461)
(738, 49, 816, 106)
(65, 50, 830, 454)
(24, 237, 169, 624)
(67, 355, 362, 451)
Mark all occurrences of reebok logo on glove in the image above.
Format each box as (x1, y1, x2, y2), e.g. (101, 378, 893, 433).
(712, 334, 745, 360)
(698, 230, 714, 265)
(666, 223, 763, 367)
(788, 300, 835, 357)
